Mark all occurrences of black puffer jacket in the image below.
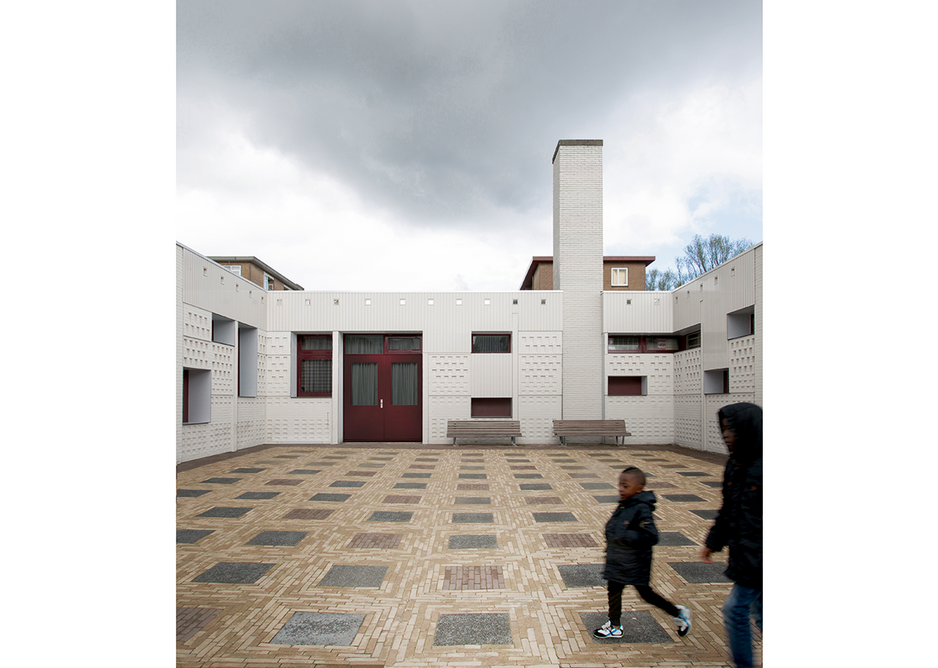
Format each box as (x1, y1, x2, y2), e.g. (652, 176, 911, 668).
(706, 402, 763, 589)
(603, 490, 659, 585)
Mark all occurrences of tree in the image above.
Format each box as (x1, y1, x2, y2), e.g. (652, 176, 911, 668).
(645, 234, 754, 291)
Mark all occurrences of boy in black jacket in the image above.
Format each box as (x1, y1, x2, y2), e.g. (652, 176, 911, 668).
(593, 466, 692, 638)
(701, 402, 762, 668)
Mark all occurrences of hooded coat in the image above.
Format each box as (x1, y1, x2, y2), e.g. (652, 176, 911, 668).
(705, 402, 763, 590)
(602, 489, 659, 585)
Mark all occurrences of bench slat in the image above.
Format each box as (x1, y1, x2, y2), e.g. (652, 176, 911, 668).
(446, 420, 522, 446)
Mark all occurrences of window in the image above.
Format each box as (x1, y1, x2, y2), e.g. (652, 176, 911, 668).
(238, 325, 258, 397)
(704, 368, 730, 394)
(471, 397, 512, 417)
(388, 336, 421, 351)
(611, 267, 628, 286)
(727, 307, 755, 339)
(182, 368, 211, 424)
(226, 265, 242, 276)
(608, 335, 678, 353)
(265, 273, 275, 290)
(297, 335, 332, 396)
(211, 314, 236, 345)
(472, 334, 510, 353)
(685, 331, 701, 349)
(608, 376, 646, 396)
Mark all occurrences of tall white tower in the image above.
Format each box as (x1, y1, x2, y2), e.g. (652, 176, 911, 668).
(552, 139, 604, 420)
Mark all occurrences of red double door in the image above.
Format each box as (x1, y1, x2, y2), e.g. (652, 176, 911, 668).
(342, 334, 422, 442)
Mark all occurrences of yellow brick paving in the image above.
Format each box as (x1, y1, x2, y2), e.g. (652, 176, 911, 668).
(177, 445, 762, 667)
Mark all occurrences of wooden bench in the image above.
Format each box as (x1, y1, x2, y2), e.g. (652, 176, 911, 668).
(446, 420, 523, 447)
(552, 419, 631, 446)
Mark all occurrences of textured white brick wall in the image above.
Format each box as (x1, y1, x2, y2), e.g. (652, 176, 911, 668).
(553, 141, 604, 420)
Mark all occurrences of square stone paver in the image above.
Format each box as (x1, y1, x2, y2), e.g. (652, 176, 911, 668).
(197, 507, 252, 518)
(580, 483, 614, 490)
(283, 508, 334, 520)
(458, 473, 487, 479)
(201, 478, 240, 485)
(347, 471, 376, 477)
(368, 511, 413, 522)
(657, 531, 697, 546)
(192, 562, 273, 584)
(271, 612, 365, 646)
(668, 561, 732, 582)
(457, 483, 489, 490)
(448, 535, 498, 549)
(569, 473, 599, 479)
(442, 565, 504, 590)
(646, 482, 677, 488)
(177, 489, 211, 497)
(525, 496, 562, 504)
(557, 563, 605, 587)
(247, 530, 308, 546)
(580, 611, 672, 644)
(452, 513, 494, 523)
(691, 509, 719, 520)
(348, 533, 402, 549)
(330, 480, 366, 488)
(267, 479, 302, 486)
(661, 464, 687, 468)
(177, 529, 214, 544)
(236, 491, 280, 500)
(318, 565, 388, 587)
(289, 469, 322, 475)
(543, 533, 598, 548)
(677, 471, 711, 477)
(383, 495, 421, 504)
(520, 483, 552, 490)
(433, 613, 512, 646)
(402, 473, 432, 479)
(663, 494, 705, 502)
(231, 468, 265, 473)
(395, 482, 427, 489)
(533, 512, 577, 523)
(593, 495, 620, 504)
(306, 461, 336, 466)
(514, 474, 543, 479)
(311, 493, 352, 502)
(455, 497, 491, 504)
(460, 465, 485, 470)
(700, 481, 724, 488)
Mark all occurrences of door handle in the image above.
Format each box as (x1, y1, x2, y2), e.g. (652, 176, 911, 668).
(380, 399, 383, 409)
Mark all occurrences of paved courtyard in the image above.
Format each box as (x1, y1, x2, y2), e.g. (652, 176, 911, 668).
(177, 443, 761, 667)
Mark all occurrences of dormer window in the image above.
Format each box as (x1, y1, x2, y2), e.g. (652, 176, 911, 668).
(611, 267, 628, 286)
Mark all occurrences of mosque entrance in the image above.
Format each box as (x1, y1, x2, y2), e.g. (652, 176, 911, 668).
(342, 334, 422, 442)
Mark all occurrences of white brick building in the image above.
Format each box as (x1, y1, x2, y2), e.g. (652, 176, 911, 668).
(177, 139, 762, 464)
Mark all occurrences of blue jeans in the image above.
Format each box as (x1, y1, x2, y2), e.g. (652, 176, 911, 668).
(722, 583, 763, 668)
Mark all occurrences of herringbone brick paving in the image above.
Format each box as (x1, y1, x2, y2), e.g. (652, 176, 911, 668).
(177, 444, 762, 667)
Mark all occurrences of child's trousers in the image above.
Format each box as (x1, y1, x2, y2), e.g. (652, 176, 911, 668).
(608, 581, 680, 625)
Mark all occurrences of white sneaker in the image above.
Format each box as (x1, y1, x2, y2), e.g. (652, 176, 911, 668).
(674, 605, 692, 636)
(592, 620, 623, 638)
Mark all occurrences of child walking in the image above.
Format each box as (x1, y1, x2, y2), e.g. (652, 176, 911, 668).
(594, 466, 692, 638)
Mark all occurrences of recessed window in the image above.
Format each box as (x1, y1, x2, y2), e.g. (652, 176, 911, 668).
(608, 336, 678, 353)
(608, 376, 646, 396)
(227, 265, 242, 276)
(611, 267, 628, 286)
(471, 397, 512, 417)
(265, 274, 275, 290)
(211, 314, 236, 346)
(472, 334, 510, 353)
(297, 335, 333, 397)
(727, 307, 755, 339)
(704, 368, 730, 394)
(685, 331, 701, 349)
(608, 336, 640, 352)
(182, 368, 211, 424)
(238, 325, 258, 398)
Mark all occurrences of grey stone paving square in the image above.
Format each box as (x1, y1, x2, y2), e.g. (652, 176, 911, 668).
(236, 491, 280, 500)
(455, 497, 491, 504)
(663, 494, 705, 503)
(394, 482, 428, 489)
(201, 478, 241, 485)
(460, 465, 485, 470)
(402, 473, 432, 478)
(560, 466, 586, 470)
(177, 489, 211, 497)
(368, 511, 413, 522)
(289, 469, 322, 474)
(193, 561, 273, 584)
(434, 613, 512, 646)
(247, 531, 308, 546)
(514, 473, 543, 479)
(669, 561, 731, 583)
(700, 481, 723, 488)
(310, 493, 352, 502)
(661, 464, 687, 468)
(691, 509, 719, 519)
(177, 529, 214, 544)
(593, 495, 620, 504)
(458, 473, 487, 479)
(448, 535, 498, 549)
(319, 565, 388, 587)
(533, 512, 577, 523)
(305, 461, 336, 466)
(519, 483, 552, 490)
(330, 481, 366, 488)
(271, 612, 365, 646)
(231, 468, 265, 473)
(452, 513, 494, 523)
(657, 531, 697, 546)
(677, 471, 710, 477)
(580, 611, 672, 644)
(557, 563, 605, 587)
(197, 507, 252, 518)
(580, 483, 615, 490)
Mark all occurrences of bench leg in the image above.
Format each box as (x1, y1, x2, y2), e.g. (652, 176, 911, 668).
(511, 437, 516, 447)
(452, 438, 458, 447)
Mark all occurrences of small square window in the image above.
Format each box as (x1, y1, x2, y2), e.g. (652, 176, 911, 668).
(472, 334, 510, 353)
(608, 376, 646, 396)
(611, 267, 628, 287)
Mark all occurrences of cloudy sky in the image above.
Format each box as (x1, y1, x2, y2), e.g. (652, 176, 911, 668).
(177, 0, 762, 292)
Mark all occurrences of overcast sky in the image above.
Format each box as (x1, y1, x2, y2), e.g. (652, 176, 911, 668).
(177, 0, 762, 292)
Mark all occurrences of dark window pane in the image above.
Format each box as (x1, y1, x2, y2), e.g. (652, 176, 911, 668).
(300, 359, 332, 394)
(391, 363, 418, 405)
(346, 335, 383, 354)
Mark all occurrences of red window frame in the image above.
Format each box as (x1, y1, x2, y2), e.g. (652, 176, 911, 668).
(608, 376, 644, 396)
(297, 335, 333, 397)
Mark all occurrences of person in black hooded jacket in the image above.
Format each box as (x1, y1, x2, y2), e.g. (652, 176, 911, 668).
(593, 466, 692, 639)
(701, 402, 763, 668)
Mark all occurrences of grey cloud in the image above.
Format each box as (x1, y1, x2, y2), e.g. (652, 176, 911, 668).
(177, 0, 761, 230)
